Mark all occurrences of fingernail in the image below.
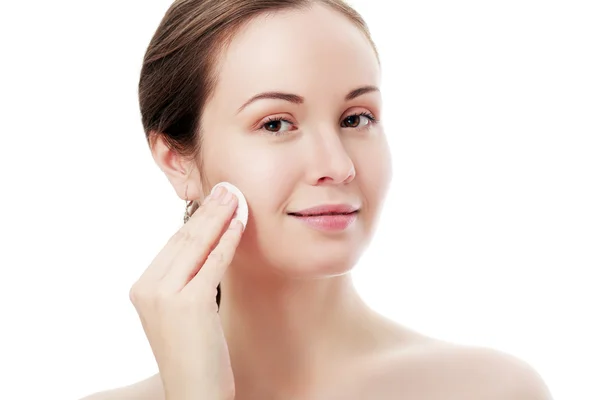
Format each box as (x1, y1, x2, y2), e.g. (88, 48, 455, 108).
(212, 186, 226, 201)
(221, 190, 234, 205)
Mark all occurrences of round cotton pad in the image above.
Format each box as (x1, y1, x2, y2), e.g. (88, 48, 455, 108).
(210, 182, 248, 229)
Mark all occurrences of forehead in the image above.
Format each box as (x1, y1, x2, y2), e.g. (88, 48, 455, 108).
(211, 4, 380, 106)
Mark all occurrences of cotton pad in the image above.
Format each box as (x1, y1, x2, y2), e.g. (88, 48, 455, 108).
(210, 182, 248, 229)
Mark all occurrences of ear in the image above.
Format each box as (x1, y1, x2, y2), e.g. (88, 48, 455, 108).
(149, 132, 204, 202)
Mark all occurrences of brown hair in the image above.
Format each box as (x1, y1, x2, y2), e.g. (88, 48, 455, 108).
(138, 0, 378, 308)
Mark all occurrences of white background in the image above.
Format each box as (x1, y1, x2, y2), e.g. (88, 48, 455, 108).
(0, 1, 598, 399)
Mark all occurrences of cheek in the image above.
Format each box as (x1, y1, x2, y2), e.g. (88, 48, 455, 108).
(207, 143, 298, 214)
(353, 137, 393, 206)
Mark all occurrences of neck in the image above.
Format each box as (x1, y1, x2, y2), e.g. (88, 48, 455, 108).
(218, 265, 380, 395)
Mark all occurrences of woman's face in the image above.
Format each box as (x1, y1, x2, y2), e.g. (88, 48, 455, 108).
(200, 4, 392, 278)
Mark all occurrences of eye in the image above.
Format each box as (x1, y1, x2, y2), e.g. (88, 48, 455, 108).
(260, 117, 295, 135)
(341, 112, 377, 129)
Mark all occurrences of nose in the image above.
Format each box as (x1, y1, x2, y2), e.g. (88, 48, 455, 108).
(305, 128, 356, 185)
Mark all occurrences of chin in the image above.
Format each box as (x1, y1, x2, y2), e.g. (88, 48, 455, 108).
(272, 246, 365, 280)
(236, 223, 373, 279)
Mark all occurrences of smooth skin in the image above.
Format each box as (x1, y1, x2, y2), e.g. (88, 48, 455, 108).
(82, 3, 552, 400)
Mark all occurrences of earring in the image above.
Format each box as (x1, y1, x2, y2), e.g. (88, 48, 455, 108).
(183, 185, 194, 223)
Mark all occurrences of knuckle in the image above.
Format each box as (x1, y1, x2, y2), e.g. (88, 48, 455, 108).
(202, 208, 219, 224)
(207, 250, 225, 264)
(128, 285, 139, 304)
(131, 285, 173, 309)
(172, 229, 192, 243)
(128, 283, 146, 305)
(195, 203, 214, 219)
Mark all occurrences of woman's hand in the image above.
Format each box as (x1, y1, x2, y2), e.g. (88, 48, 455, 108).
(129, 186, 242, 400)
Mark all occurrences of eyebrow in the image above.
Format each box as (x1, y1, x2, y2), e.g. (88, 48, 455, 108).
(236, 85, 380, 114)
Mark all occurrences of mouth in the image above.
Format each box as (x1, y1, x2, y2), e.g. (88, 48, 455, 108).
(287, 204, 360, 217)
(286, 204, 360, 232)
(288, 210, 359, 217)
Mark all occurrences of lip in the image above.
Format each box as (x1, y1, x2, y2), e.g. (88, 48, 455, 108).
(287, 204, 359, 216)
(287, 204, 359, 232)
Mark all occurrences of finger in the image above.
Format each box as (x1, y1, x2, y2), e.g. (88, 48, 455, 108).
(185, 219, 243, 294)
(135, 227, 194, 285)
(159, 187, 238, 292)
(135, 187, 229, 285)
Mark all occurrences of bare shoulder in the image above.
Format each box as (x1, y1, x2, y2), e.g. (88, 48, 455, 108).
(369, 341, 554, 399)
(79, 374, 163, 400)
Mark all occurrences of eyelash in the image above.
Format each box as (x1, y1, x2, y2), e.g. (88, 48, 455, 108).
(259, 112, 378, 136)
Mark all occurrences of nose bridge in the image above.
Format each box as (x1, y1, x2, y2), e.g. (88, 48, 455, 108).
(305, 123, 355, 183)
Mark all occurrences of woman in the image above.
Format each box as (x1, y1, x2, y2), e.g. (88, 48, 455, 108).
(83, 0, 552, 399)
